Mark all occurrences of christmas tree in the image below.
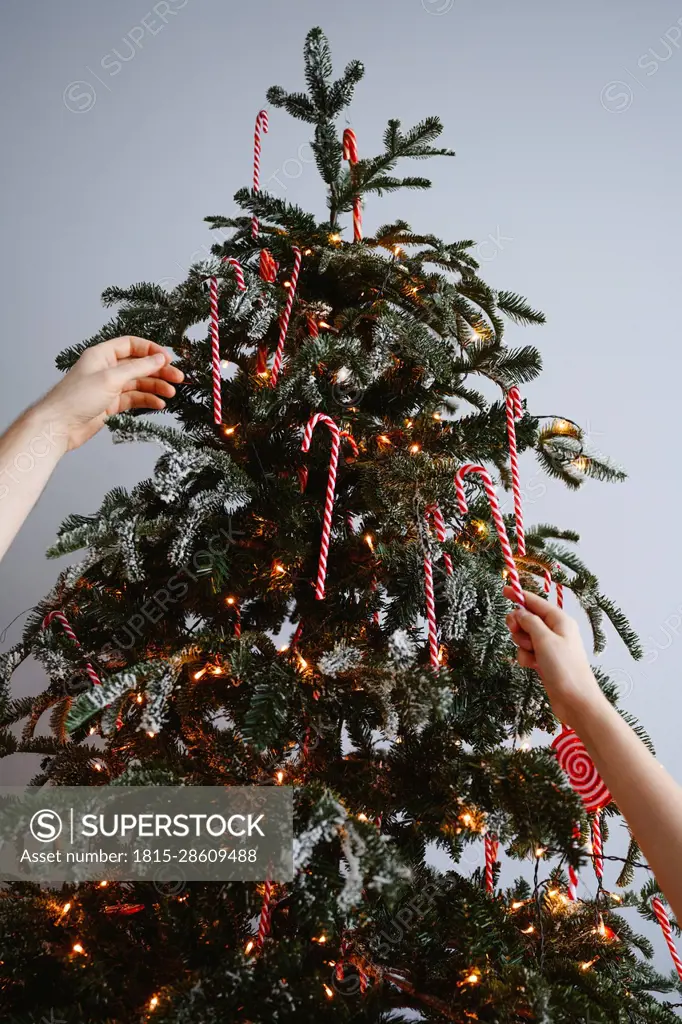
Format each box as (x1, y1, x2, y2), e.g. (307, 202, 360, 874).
(1, 27, 681, 1023)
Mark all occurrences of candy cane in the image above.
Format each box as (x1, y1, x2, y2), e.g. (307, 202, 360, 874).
(209, 276, 222, 424)
(301, 413, 341, 600)
(343, 128, 362, 242)
(259, 249, 278, 283)
(454, 464, 524, 605)
(652, 898, 682, 982)
(209, 258, 247, 423)
(252, 109, 269, 238)
(591, 812, 603, 883)
(340, 430, 359, 459)
(256, 878, 273, 946)
(505, 387, 525, 556)
(307, 314, 320, 338)
(426, 503, 453, 576)
(270, 247, 302, 388)
(42, 611, 102, 690)
(485, 834, 499, 895)
(422, 518, 440, 671)
(543, 565, 564, 609)
(568, 822, 581, 901)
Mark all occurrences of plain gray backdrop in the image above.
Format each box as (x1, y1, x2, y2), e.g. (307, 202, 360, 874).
(1, 0, 681, 977)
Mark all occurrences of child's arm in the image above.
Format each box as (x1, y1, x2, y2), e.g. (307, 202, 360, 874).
(504, 587, 682, 922)
(0, 337, 183, 562)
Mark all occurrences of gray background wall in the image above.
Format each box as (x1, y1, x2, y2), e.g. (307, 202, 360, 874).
(1, 0, 680, 978)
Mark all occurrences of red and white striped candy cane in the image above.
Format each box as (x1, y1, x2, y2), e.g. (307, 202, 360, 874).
(301, 413, 341, 600)
(209, 258, 247, 423)
(259, 248, 278, 283)
(252, 109, 269, 238)
(426, 503, 453, 576)
(340, 430, 359, 460)
(591, 811, 603, 883)
(454, 464, 525, 605)
(543, 565, 564, 609)
(505, 387, 525, 556)
(209, 276, 222, 424)
(343, 128, 362, 242)
(228, 600, 241, 639)
(42, 611, 102, 690)
(270, 247, 302, 388)
(485, 834, 499, 895)
(652, 897, 682, 982)
(256, 878, 273, 947)
(568, 822, 581, 901)
(422, 517, 440, 671)
(307, 314, 320, 338)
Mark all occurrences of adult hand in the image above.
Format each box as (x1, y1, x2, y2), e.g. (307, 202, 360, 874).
(40, 336, 184, 451)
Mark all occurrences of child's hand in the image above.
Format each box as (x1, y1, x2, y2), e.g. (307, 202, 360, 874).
(40, 337, 184, 451)
(503, 587, 605, 729)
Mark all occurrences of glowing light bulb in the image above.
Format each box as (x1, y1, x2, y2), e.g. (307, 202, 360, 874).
(147, 731, 156, 739)
(223, 425, 237, 436)
(463, 972, 480, 986)
(511, 901, 524, 910)
(72, 943, 84, 954)
(149, 995, 159, 1010)
(99, 881, 108, 888)
(324, 983, 334, 998)
(226, 596, 236, 606)
(393, 244, 404, 256)
(357, 813, 368, 822)
(61, 902, 71, 915)
(364, 534, 374, 552)
(304, 248, 313, 256)
(276, 771, 285, 785)
(329, 233, 341, 244)
(297, 653, 308, 671)
(581, 958, 597, 971)
(409, 443, 421, 454)
(521, 925, 534, 934)
(136, 693, 144, 703)
(283, 280, 291, 289)
(278, 645, 289, 653)
(432, 412, 441, 420)
(319, 321, 331, 329)
(194, 667, 207, 680)
(245, 940, 255, 955)
(535, 847, 546, 859)
(378, 434, 391, 444)
(273, 563, 285, 575)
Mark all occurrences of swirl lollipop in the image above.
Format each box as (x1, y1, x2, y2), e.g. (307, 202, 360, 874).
(551, 726, 611, 813)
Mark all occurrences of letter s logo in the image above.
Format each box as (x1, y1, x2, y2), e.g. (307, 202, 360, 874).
(30, 809, 63, 842)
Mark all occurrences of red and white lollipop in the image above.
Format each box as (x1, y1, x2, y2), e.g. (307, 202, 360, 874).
(551, 726, 611, 813)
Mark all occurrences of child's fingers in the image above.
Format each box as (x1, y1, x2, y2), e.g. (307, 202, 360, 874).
(515, 647, 538, 671)
(503, 586, 568, 633)
(507, 622, 534, 652)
